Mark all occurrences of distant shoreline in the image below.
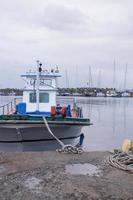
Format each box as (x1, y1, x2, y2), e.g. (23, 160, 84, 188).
(0, 87, 133, 97)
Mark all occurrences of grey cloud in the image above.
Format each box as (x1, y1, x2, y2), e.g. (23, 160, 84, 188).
(0, 1, 89, 37)
(0, 0, 133, 88)
(40, 4, 87, 32)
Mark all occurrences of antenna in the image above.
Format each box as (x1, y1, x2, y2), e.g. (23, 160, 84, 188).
(36, 60, 40, 111)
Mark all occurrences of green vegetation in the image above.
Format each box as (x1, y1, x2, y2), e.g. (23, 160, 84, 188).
(58, 87, 112, 96)
(0, 87, 132, 97)
(0, 88, 23, 96)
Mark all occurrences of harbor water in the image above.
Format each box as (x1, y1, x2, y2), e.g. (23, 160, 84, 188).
(0, 96, 132, 151)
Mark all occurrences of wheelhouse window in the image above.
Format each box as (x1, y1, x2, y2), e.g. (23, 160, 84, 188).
(29, 79, 52, 87)
(39, 93, 49, 103)
(29, 93, 36, 103)
(40, 79, 52, 87)
(29, 93, 49, 103)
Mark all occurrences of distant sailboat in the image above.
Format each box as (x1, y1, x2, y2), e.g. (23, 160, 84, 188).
(113, 60, 116, 89)
(122, 64, 130, 97)
(106, 60, 118, 97)
(97, 69, 105, 97)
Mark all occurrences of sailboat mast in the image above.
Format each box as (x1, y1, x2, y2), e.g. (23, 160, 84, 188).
(65, 69, 69, 88)
(75, 65, 78, 88)
(97, 69, 101, 88)
(113, 60, 116, 89)
(124, 64, 127, 91)
(36, 60, 40, 111)
(89, 66, 92, 88)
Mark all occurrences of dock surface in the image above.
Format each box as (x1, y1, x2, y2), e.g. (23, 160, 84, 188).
(0, 151, 133, 200)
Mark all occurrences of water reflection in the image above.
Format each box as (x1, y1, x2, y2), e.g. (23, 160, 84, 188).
(112, 98, 116, 136)
(123, 98, 127, 130)
(77, 97, 133, 151)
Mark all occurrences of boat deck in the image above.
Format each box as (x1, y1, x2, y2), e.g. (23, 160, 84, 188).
(0, 115, 91, 126)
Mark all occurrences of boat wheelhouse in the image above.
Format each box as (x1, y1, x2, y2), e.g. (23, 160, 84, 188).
(18, 61, 61, 116)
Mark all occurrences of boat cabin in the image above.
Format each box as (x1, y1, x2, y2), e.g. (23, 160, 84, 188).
(16, 62, 61, 116)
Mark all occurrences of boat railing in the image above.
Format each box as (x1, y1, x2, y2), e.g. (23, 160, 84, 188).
(0, 96, 76, 115)
(0, 97, 22, 115)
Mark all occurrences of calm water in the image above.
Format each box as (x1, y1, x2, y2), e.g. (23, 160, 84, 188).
(0, 96, 133, 151)
(76, 97, 133, 151)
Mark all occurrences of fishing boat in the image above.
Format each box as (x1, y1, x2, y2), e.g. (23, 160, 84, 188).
(0, 61, 91, 146)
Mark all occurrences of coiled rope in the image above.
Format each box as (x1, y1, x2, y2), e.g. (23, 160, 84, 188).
(42, 116, 83, 154)
(109, 150, 133, 173)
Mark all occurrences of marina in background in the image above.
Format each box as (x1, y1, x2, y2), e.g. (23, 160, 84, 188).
(0, 87, 133, 97)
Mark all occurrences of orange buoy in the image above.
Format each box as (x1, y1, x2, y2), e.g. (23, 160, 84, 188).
(61, 107, 66, 118)
(51, 106, 56, 118)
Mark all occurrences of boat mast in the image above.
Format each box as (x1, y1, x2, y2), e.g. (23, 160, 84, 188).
(97, 68, 101, 88)
(89, 65, 93, 88)
(113, 59, 116, 89)
(65, 69, 69, 88)
(36, 60, 40, 112)
(123, 63, 127, 91)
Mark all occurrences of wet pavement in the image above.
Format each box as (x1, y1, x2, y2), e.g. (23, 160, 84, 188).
(65, 163, 102, 176)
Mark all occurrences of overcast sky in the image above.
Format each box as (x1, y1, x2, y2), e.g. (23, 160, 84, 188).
(0, 0, 133, 89)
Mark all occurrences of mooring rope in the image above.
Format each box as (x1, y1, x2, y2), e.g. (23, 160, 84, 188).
(109, 150, 133, 173)
(42, 116, 83, 154)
